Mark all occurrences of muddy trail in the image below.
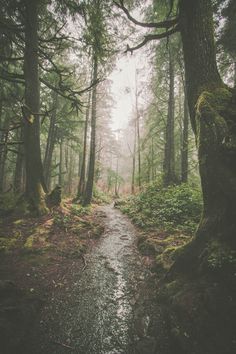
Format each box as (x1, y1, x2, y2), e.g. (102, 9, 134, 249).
(24, 205, 173, 354)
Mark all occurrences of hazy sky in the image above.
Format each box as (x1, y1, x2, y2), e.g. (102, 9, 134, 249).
(109, 51, 151, 131)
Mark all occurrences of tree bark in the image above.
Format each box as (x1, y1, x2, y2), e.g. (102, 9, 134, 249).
(181, 92, 189, 183)
(131, 121, 136, 194)
(234, 61, 236, 87)
(179, 0, 236, 248)
(14, 126, 24, 193)
(58, 139, 63, 187)
(23, 0, 48, 214)
(0, 124, 9, 193)
(163, 44, 176, 186)
(135, 71, 141, 188)
(76, 91, 91, 199)
(44, 91, 58, 190)
(83, 53, 98, 205)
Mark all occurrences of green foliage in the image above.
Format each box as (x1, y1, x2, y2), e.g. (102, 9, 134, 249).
(92, 187, 111, 204)
(53, 213, 72, 229)
(70, 204, 90, 217)
(120, 181, 202, 233)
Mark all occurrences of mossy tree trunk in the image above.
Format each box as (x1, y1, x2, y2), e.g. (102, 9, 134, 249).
(179, 0, 236, 249)
(23, 0, 48, 215)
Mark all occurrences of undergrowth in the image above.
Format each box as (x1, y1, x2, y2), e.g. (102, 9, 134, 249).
(119, 182, 202, 234)
(117, 181, 203, 271)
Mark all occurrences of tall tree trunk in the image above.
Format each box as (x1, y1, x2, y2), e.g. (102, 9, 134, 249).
(151, 137, 154, 181)
(178, 0, 235, 257)
(115, 157, 119, 196)
(58, 139, 63, 187)
(14, 126, 24, 193)
(135, 72, 141, 188)
(163, 44, 176, 185)
(181, 92, 189, 183)
(131, 122, 136, 194)
(77, 91, 91, 199)
(234, 61, 236, 87)
(0, 121, 9, 193)
(83, 54, 98, 205)
(23, 0, 48, 214)
(67, 146, 74, 195)
(44, 92, 58, 190)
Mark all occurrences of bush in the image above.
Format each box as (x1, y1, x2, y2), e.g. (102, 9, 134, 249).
(92, 187, 111, 204)
(120, 182, 202, 234)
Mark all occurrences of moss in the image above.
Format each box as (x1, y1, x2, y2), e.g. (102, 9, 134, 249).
(24, 235, 34, 249)
(156, 243, 188, 271)
(201, 240, 236, 272)
(23, 233, 52, 253)
(13, 219, 24, 225)
(196, 87, 235, 150)
(0, 236, 18, 252)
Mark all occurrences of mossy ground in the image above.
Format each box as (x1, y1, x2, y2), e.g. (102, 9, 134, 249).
(0, 199, 105, 353)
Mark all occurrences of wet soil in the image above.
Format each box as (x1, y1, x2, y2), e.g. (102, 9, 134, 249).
(23, 205, 172, 354)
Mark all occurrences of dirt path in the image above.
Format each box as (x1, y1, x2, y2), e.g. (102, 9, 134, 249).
(24, 205, 172, 354)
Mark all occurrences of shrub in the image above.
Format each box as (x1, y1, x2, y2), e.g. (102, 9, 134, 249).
(120, 182, 202, 234)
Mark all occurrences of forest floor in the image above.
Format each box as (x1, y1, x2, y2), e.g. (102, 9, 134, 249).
(0, 202, 176, 354)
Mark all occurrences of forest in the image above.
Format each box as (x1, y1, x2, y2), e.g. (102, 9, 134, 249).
(0, 0, 235, 353)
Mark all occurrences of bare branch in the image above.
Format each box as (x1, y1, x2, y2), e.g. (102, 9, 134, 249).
(114, 0, 178, 29)
(0, 73, 25, 85)
(0, 141, 23, 146)
(39, 77, 100, 108)
(125, 25, 180, 53)
(0, 55, 24, 62)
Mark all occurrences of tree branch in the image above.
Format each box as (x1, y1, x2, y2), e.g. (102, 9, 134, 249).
(0, 141, 23, 146)
(0, 55, 24, 62)
(114, 0, 178, 29)
(125, 25, 180, 53)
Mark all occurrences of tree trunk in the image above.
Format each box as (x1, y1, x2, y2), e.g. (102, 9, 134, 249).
(67, 146, 74, 195)
(14, 126, 24, 193)
(151, 137, 154, 181)
(58, 139, 63, 187)
(77, 91, 91, 199)
(23, 0, 48, 214)
(234, 61, 236, 87)
(181, 92, 189, 183)
(0, 115, 9, 193)
(83, 54, 98, 205)
(135, 72, 141, 188)
(115, 157, 119, 196)
(179, 0, 236, 252)
(163, 44, 176, 186)
(44, 91, 58, 190)
(131, 121, 136, 194)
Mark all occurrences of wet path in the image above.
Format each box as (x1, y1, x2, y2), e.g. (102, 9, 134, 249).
(67, 205, 146, 353)
(26, 205, 171, 354)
